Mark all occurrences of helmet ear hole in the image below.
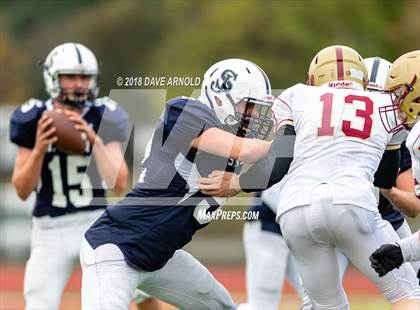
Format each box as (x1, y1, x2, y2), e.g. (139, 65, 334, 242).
(214, 96, 223, 107)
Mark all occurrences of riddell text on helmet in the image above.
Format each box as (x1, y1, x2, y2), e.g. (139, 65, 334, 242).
(328, 81, 354, 88)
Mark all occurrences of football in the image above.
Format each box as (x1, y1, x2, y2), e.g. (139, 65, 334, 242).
(45, 110, 87, 154)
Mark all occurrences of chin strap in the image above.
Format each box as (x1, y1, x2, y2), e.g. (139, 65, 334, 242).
(60, 97, 86, 109)
(58, 89, 95, 109)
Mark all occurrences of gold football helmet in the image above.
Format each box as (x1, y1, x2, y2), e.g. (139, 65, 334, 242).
(384, 50, 420, 129)
(308, 45, 368, 90)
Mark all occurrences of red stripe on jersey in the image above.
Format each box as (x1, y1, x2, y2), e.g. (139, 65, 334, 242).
(271, 110, 278, 127)
(335, 47, 344, 80)
(276, 97, 292, 111)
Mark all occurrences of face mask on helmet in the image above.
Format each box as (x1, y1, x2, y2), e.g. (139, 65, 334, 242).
(380, 76, 419, 132)
(43, 43, 99, 109)
(199, 59, 274, 139)
(231, 96, 274, 139)
(57, 74, 97, 109)
(379, 50, 420, 133)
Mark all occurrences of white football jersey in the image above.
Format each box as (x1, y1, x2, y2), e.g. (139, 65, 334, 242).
(405, 121, 420, 197)
(261, 178, 286, 214)
(272, 83, 405, 217)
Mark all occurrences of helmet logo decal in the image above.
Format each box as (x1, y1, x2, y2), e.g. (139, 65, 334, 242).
(210, 69, 238, 93)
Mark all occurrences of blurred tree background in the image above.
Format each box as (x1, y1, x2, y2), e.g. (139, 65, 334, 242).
(1, 0, 419, 108)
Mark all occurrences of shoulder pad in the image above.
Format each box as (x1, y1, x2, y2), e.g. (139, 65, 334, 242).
(10, 98, 45, 148)
(91, 97, 129, 143)
(12, 98, 45, 124)
(94, 96, 118, 111)
(21, 98, 44, 112)
(93, 96, 128, 124)
(167, 96, 207, 110)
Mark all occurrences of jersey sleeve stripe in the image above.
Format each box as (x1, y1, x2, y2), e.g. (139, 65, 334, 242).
(276, 97, 292, 112)
(271, 110, 278, 126)
(275, 119, 294, 133)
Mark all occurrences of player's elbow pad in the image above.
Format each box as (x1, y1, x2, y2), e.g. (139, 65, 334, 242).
(239, 125, 295, 192)
(374, 148, 401, 189)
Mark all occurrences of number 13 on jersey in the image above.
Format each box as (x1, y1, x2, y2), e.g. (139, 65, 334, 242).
(317, 92, 374, 139)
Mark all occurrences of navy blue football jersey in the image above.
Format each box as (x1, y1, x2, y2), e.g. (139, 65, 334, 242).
(10, 97, 128, 217)
(377, 142, 411, 230)
(86, 97, 242, 271)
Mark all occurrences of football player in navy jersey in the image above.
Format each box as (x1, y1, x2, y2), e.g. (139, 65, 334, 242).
(238, 60, 420, 309)
(80, 58, 274, 309)
(10, 43, 134, 310)
(202, 55, 420, 310)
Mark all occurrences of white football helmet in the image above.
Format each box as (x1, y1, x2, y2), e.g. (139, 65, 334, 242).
(43, 43, 99, 107)
(198, 59, 273, 139)
(363, 57, 391, 92)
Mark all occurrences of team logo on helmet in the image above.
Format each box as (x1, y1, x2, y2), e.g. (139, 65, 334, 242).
(210, 70, 238, 93)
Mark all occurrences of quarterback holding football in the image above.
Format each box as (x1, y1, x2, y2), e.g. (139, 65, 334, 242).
(9, 42, 131, 309)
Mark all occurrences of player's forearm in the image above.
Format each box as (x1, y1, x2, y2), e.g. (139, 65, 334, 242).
(381, 187, 420, 218)
(12, 150, 44, 200)
(192, 128, 271, 163)
(91, 138, 128, 194)
(205, 136, 270, 163)
(239, 125, 295, 192)
(234, 138, 271, 163)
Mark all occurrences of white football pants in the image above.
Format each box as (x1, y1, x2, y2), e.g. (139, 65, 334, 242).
(300, 219, 420, 310)
(80, 238, 234, 310)
(24, 210, 104, 310)
(279, 184, 420, 310)
(238, 221, 304, 310)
